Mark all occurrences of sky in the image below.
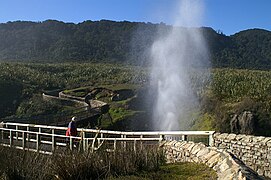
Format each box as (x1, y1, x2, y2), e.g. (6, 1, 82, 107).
(0, 0, 270, 35)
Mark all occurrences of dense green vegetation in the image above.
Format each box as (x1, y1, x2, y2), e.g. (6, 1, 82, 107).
(1, 62, 271, 136)
(0, 145, 163, 179)
(0, 62, 146, 118)
(0, 145, 216, 180)
(61, 84, 147, 130)
(1, 20, 271, 69)
(200, 68, 271, 136)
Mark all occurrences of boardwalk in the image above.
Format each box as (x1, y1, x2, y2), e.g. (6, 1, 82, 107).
(0, 122, 215, 155)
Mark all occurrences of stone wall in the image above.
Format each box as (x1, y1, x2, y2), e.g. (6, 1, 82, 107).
(162, 141, 262, 180)
(59, 91, 85, 102)
(214, 133, 271, 178)
(42, 93, 89, 108)
(58, 91, 109, 113)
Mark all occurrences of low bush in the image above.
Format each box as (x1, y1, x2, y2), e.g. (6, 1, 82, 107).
(0, 144, 165, 180)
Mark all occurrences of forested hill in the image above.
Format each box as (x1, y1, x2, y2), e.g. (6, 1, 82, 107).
(0, 20, 271, 69)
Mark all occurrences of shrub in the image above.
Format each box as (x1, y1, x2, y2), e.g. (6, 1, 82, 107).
(0, 146, 51, 180)
(0, 144, 165, 180)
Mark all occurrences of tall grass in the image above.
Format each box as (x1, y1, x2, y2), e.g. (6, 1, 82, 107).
(0, 144, 165, 180)
(0, 146, 50, 179)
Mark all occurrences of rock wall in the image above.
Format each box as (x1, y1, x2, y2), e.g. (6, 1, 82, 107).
(214, 133, 271, 178)
(230, 111, 255, 135)
(42, 93, 88, 108)
(59, 91, 85, 102)
(162, 141, 262, 180)
(58, 91, 109, 113)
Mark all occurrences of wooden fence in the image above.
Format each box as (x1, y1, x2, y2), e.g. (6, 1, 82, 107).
(0, 122, 215, 155)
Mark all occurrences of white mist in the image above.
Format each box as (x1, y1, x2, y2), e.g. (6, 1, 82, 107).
(150, 0, 209, 130)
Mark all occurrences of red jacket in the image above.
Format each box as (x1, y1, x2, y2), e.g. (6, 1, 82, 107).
(66, 121, 77, 136)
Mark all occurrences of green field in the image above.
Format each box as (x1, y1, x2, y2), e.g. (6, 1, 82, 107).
(109, 162, 217, 180)
(0, 62, 271, 135)
(1, 62, 270, 179)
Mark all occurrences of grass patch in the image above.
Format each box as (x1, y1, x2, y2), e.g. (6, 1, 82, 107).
(109, 162, 217, 180)
(100, 84, 141, 91)
(109, 107, 138, 122)
(63, 86, 92, 97)
(191, 113, 216, 131)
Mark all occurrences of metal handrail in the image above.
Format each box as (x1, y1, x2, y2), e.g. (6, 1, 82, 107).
(3, 122, 215, 136)
(0, 122, 215, 154)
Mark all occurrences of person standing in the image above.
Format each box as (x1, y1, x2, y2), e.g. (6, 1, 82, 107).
(66, 116, 77, 136)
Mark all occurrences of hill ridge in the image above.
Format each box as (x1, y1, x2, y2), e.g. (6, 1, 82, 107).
(0, 20, 271, 69)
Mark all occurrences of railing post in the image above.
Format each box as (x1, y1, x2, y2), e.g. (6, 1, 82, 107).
(52, 129, 56, 152)
(36, 133, 40, 152)
(22, 132, 26, 150)
(1, 128, 3, 140)
(97, 134, 101, 147)
(120, 135, 124, 148)
(114, 139, 117, 151)
(38, 127, 42, 147)
(159, 134, 165, 143)
(9, 130, 13, 147)
(70, 136, 73, 150)
(123, 135, 126, 148)
(181, 135, 187, 141)
(209, 134, 214, 147)
(86, 138, 89, 150)
(16, 125, 18, 140)
(134, 139, 136, 152)
(91, 138, 95, 153)
(27, 126, 30, 141)
(99, 133, 103, 148)
(140, 135, 143, 150)
(82, 131, 86, 152)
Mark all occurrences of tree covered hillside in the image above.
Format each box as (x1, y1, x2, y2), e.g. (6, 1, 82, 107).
(213, 29, 271, 69)
(0, 20, 271, 69)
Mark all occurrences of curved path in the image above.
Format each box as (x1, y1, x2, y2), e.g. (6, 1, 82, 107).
(2, 90, 108, 127)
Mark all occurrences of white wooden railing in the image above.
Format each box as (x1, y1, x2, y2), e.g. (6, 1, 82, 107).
(0, 122, 215, 154)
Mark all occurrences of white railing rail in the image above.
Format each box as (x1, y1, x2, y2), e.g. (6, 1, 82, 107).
(0, 122, 215, 154)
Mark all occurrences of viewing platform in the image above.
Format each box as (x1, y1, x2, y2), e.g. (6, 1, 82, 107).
(0, 122, 215, 154)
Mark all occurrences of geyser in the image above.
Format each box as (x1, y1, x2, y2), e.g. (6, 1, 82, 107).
(150, 0, 209, 130)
